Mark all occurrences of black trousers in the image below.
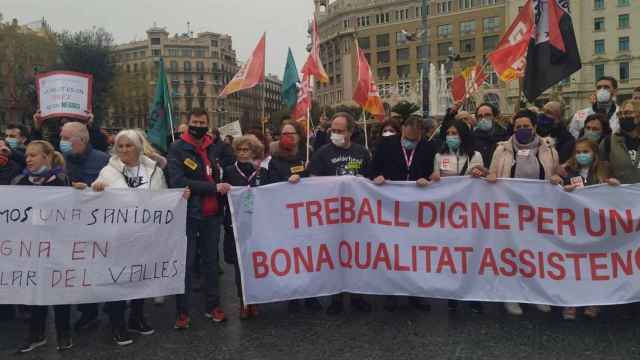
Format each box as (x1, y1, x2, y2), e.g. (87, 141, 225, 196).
(29, 305, 71, 338)
(106, 299, 145, 326)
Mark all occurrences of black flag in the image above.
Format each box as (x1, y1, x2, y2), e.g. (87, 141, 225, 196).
(523, 0, 581, 102)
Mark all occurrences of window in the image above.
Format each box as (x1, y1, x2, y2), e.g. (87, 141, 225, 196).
(619, 37, 630, 52)
(460, 38, 475, 53)
(594, 39, 605, 54)
(151, 49, 161, 56)
(459, 0, 474, 10)
(133, 63, 138, 72)
(594, 63, 605, 81)
(618, 0, 630, 6)
(481, 0, 497, 5)
(438, 24, 453, 38)
(170, 60, 178, 71)
(151, 38, 161, 45)
(487, 71, 499, 87)
(594, 0, 604, 9)
(620, 62, 630, 81)
(594, 17, 605, 31)
(438, 42, 452, 56)
(483, 17, 501, 32)
(398, 80, 411, 95)
(195, 49, 206, 58)
(397, 48, 410, 62)
(167, 48, 179, 57)
(184, 61, 192, 72)
(358, 37, 370, 49)
(483, 36, 500, 52)
(377, 51, 390, 64)
(377, 67, 391, 80)
(460, 20, 476, 35)
(417, 45, 429, 59)
(437, 1, 452, 14)
(618, 14, 630, 29)
(211, 39, 219, 47)
(397, 65, 411, 79)
(196, 61, 205, 72)
(181, 48, 193, 57)
(376, 34, 390, 48)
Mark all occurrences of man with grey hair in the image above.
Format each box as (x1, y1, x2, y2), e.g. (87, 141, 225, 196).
(59, 121, 109, 331)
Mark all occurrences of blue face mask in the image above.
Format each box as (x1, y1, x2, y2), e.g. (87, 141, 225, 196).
(401, 138, 417, 150)
(6, 138, 18, 150)
(59, 140, 73, 154)
(576, 153, 593, 167)
(583, 130, 602, 143)
(515, 128, 534, 144)
(476, 118, 493, 132)
(446, 135, 461, 151)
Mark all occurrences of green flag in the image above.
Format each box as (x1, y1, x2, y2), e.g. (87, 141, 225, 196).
(282, 48, 300, 109)
(147, 58, 173, 153)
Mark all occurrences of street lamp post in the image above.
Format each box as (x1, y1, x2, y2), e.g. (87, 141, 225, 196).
(421, 0, 429, 116)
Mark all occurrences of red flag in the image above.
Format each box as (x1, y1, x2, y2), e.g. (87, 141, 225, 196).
(301, 18, 329, 83)
(488, 0, 534, 81)
(219, 33, 265, 97)
(451, 64, 488, 103)
(292, 74, 312, 125)
(353, 47, 384, 120)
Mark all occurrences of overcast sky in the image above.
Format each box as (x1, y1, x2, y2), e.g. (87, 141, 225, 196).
(2, 0, 314, 78)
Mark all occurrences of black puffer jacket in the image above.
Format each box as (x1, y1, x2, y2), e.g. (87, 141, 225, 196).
(0, 160, 22, 185)
(473, 124, 512, 168)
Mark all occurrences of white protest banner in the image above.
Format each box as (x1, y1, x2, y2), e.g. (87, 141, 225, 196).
(36, 71, 93, 121)
(229, 176, 640, 306)
(219, 121, 243, 139)
(0, 187, 187, 306)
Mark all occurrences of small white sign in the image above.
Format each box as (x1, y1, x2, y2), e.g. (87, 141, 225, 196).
(219, 121, 243, 139)
(36, 71, 93, 121)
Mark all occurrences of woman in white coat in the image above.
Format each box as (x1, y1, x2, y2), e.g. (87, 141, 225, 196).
(92, 130, 188, 346)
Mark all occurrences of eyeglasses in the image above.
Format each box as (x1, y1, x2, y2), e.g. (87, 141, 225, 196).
(237, 147, 251, 152)
(281, 132, 297, 136)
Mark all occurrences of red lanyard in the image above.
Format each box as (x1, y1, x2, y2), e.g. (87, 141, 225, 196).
(235, 162, 258, 187)
(401, 146, 415, 180)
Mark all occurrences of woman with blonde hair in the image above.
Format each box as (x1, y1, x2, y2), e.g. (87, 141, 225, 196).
(13, 141, 73, 353)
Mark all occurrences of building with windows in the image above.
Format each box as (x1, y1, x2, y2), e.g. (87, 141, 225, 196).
(109, 27, 282, 130)
(313, 0, 507, 113)
(504, 0, 640, 115)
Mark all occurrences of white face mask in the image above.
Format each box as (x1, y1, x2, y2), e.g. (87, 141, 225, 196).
(382, 131, 395, 137)
(596, 88, 612, 103)
(331, 133, 346, 147)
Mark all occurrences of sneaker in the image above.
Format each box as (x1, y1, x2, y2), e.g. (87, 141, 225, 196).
(447, 300, 459, 312)
(350, 297, 373, 313)
(18, 336, 46, 353)
(174, 313, 190, 330)
(408, 297, 430, 312)
(584, 306, 600, 319)
(326, 300, 344, 315)
(536, 304, 551, 313)
(74, 314, 99, 331)
(562, 307, 577, 321)
(239, 305, 250, 320)
(128, 317, 155, 335)
(384, 296, 399, 312)
(56, 335, 73, 352)
(248, 305, 259, 317)
(205, 307, 226, 323)
(304, 298, 322, 312)
(288, 300, 301, 313)
(470, 302, 484, 314)
(112, 324, 133, 346)
(505, 302, 523, 316)
(153, 297, 165, 306)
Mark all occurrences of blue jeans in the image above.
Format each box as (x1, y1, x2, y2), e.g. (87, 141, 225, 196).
(176, 215, 222, 316)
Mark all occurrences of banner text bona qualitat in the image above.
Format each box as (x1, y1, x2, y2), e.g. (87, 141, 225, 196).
(229, 177, 640, 306)
(0, 187, 187, 305)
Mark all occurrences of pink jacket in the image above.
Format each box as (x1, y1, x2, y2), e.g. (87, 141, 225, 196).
(489, 137, 560, 179)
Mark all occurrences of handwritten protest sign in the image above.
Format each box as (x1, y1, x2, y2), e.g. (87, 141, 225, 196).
(36, 71, 93, 121)
(0, 187, 186, 305)
(230, 176, 640, 307)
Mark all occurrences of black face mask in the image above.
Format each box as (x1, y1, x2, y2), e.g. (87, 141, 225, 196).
(536, 125, 554, 137)
(188, 126, 208, 139)
(619, 117, 637, 133)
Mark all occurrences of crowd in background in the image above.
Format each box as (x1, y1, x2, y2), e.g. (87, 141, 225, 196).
(1, 78, 640, 353)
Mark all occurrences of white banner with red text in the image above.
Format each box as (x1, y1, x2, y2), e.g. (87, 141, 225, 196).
(229, 176, 640, 306)
(0, 187, 187, 305)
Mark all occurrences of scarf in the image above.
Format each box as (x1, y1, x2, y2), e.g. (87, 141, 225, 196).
(23, 167, 63, 185)
(512, 135, 541, 179)
(180, 132, 218, 216)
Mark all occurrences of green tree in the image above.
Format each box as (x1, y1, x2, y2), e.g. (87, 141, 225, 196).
(391, 101, 419, 120)
(54, 28, 116, 125)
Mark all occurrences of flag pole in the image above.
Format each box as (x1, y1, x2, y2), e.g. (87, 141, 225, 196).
(362, 111, 368, 150)
(306, 75, 313, 164)
(261, 79, 266, 135)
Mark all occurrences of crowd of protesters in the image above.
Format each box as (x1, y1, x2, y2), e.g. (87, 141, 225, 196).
(1, 78, 640, 353)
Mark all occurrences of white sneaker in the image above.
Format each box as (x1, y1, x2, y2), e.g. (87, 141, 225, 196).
(535, 304, 551, 313)
(504, 302, 523, 316)
(153, 297, 165, 306)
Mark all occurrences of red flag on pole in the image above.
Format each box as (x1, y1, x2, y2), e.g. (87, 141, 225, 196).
(301, 18, 329, 83)
(451, 64, 488, 103)
(219, 33, 266, 97)
(352, 47, 384, 120)
(292, 74, 312, 125)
